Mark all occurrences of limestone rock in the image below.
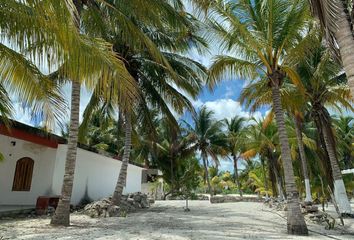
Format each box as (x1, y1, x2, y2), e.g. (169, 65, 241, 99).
(83, 192, 151, 218)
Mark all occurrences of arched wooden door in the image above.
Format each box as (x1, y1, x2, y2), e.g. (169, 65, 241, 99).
(12, 157, 34, 191)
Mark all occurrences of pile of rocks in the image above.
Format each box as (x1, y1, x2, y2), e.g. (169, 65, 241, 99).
(83, 192, 151, 218)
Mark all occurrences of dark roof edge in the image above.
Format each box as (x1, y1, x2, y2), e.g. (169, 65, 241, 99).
(0, 118, 145, 169)
(0, 118, 66, 143)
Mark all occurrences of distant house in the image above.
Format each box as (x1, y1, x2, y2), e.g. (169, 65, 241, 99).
(0, 119, 145, 207)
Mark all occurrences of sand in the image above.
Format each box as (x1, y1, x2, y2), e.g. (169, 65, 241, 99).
(0, 200, 353, 240)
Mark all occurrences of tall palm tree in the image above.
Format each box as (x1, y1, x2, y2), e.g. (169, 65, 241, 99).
(185, 106, 226, 195)
(79, 1, 207, 205)
(50, 0, 138, 226)
(297, 43, 353, 214)
(224, 116, 246, 197)
(292, 113, 313, 202)
(207, 0, 310, 234)
(1, 0, 137, 226)
(153, 119, 197, 197)
(240, 79, 315, 203)
(309, 0, 354, 97)
(242, 117, 285, 199)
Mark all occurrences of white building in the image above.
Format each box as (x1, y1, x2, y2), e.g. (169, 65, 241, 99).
(0, 120, 145, 208)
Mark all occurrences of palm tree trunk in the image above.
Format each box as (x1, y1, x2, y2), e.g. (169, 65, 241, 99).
(111, 112, 132, 205)
(233, 155, 243, 197)
(274, 167, 285, 200)
(335, 0, 354, 98)
(321, 123, 352, 214)
(170, 156, 174, 194)
(269, 152, 285, 200)
(260, 157, 269, 199)
(268, 157, 278, 196)
(270, 78, 308, 235)
(51, 81, 81, 226)
(202, 154, 212, 195)
(293, 116, 312, 203)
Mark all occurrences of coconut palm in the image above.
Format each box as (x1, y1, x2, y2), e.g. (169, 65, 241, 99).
(309, 0, 354, 97)
(51, 5, 138, 227)
(207, 0, 310, 234)
(153, 119, 197, 197)
(242, 117, 285, 199)
(240, 77, 316, 203)
(290, 113, 315, 202)
(78, 1, 207, 205)
(185, 106, 227, 195)
(334, 116, 354, 170)
(0, 0, 70, 127)
(1, 0, 137, 226)
(224, 116, 247, 197)
(297, 43, 353, 214)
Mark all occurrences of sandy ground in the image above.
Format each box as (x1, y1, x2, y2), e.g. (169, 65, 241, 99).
(0, 200, 353, 240)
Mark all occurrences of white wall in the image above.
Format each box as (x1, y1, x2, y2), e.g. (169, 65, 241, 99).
(52, 145, 143, 205)
(0, 135, 57, 206)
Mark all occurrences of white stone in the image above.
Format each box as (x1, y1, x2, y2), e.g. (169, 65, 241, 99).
(334, 179, 352, 214)
(304, 179, 313, 202)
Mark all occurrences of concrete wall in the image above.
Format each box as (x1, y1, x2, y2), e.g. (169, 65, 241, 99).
(0, 135, 57, 206)
(51, 145, 143, 205)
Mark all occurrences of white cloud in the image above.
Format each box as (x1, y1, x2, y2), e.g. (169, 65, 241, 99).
(202, 98, 262, 122)
(11, 101, 33, 126)
(224, 86, 234, 98)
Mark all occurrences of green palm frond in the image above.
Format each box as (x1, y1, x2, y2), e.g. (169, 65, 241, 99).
(0, 43, 66, 128)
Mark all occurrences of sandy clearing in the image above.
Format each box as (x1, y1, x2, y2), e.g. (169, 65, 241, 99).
(0, 201, 353, 240)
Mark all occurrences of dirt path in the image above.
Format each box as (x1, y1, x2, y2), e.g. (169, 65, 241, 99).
(0, 201, 353, 239)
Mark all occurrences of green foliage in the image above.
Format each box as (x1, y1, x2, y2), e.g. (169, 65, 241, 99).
(247, 167, 273, 197)
(208, 166, 219, 179)
(334, 116, 354, 170)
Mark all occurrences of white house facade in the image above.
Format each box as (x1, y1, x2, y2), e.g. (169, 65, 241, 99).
(0, 120, 144, 207)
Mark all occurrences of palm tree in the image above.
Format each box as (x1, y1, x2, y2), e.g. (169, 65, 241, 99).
(291, 113, 314, 202)
(0, 0, 71, 127)
(185, 106, 226, 195)
(1, 1, 137, 226)
(297, 43, 353, 214)
(242, 117, 285, 200)
(224, 116, 246, 197)
(334, 116, 353, 170)
(78, 1, 207, 205)
(153, 119, 197, 197)
(309, 0, 354, 97)
(49, 1, 138, 226)
(207, 0, 310, 234)
(240, 79, 315, 203)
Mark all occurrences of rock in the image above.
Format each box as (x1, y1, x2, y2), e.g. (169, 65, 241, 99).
(141, 198, 149, 208)
(197, 195, 209, 201)
(305, 205, 318, 213)
(133, 194, 142, 202)
(107, 205, 120, 217)
(83, 192, 151, 218)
